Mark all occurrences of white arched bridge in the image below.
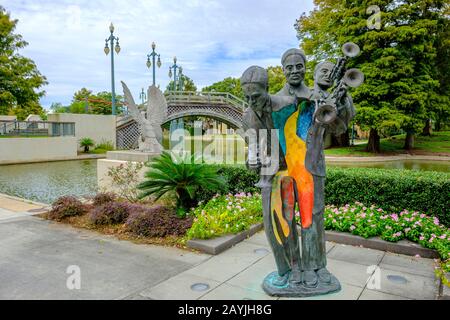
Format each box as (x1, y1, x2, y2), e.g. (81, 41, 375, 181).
(116, 91, 248, 150)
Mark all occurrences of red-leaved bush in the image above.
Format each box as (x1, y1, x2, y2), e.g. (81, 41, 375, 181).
(48, 196, 87, 221)
(88, 202, 134, 225)
(92, 192, 116, 206)
(125, 205, 193, 237)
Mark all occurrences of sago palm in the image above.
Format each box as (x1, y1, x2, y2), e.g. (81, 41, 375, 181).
(138, 152, 225, 217)
(80, 137, 95, 153)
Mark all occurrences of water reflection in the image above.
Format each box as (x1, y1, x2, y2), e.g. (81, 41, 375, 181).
(0, 160, 97, 204)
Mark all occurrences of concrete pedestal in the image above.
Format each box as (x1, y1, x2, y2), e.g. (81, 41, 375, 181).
(106, 150, 160, 162)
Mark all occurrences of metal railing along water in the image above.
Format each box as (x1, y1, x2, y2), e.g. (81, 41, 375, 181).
(0, 120, 75, 137)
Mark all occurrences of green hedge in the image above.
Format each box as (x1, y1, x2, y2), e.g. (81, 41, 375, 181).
(326, 167, 450, 226)
(202, 165, 449, 226)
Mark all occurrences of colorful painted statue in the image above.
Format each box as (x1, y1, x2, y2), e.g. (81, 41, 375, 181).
(241, 46, 361, 297)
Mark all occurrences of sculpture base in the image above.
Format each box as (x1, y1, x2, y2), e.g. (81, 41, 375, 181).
(262, 271, 341, 298)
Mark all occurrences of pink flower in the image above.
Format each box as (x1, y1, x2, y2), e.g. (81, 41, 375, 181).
(350, 225, 356, 231)
(390, 214, 399, 222)
(439, 235, 446, 239)
(415, 254, 421, 258)
(420, 214, 426, 219)
(405, 228, 411, 233)
(377, 208, 383, 212)
(419, 236, 425, 241)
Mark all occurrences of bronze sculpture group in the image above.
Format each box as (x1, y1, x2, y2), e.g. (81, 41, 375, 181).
(241, 43, 363, 297)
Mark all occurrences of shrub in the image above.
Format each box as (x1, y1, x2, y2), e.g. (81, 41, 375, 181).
(125, 205, 193, 237)
(79, 137, 95, 153)
(325, 167, 450, 226)
(92, 192, 116, 206)
(107, 161, 144, 202)
(95, 140, 114, 151)
(196, 165, 259, 204)
(187, 192, 263, 240)
(88, 202, 132, 225)
(48, 196, 87, 221)
(200, 165, 450, 226)
(138, 152, 225, 217)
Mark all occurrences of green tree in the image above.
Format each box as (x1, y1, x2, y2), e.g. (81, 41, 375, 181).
(296, 0, 448, 152)
(166, 74, 197, 92)
(202, 77, 244, 99)
(0, 6, 47, 120)
(267, 66, 286, 94)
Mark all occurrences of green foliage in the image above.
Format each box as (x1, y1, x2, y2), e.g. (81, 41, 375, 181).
(0, 6, 47, 120)
(93, 140, 115, 154)
(202, 77, 244, 99)
(196, 165, 259, 203)
(137, 152, 225, 217)
(267, 66, 286, 94)
(326, 167, 450, 226)
(187, 193, 263, 239)
(79, 137, 94, 153)
(296, 0, 449, 151)
(166, 74, 197, 92)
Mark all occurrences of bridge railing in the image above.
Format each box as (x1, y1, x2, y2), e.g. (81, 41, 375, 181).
(164, 91, 248, 111)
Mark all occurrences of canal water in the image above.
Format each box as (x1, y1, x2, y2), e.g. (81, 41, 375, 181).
(0, 159, 448, 205)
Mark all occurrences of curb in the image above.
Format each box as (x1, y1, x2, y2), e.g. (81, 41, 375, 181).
(438, 273, 450, 300)
(0, 192, 50, 208)
(187, 223, 264, 255)
(325, 230, 439, 259)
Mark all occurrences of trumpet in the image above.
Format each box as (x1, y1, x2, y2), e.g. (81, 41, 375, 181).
(314, 42, 364, 125)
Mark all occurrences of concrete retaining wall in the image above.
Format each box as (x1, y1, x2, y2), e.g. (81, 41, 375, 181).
(0, 137, 78, 164)
(47, 113, 116, 151)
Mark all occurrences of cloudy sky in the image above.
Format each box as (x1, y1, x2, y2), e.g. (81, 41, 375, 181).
(3, 0, 315, 109)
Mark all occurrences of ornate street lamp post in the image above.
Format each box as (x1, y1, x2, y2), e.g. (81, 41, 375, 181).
(146, 42, 162, 86)
(104, 23, 121, 115)
(139, 87, 146, 105)
(168, 56, 182, 91)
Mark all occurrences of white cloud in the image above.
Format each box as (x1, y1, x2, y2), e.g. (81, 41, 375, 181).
(3, 0, 314, 108)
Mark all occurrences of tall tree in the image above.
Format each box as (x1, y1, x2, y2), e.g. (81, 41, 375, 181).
(166, 74, 197, 92)
(296, 0, 448, 152)
(0, 6, 47, 120)
(267, 66, 286, 94)
(202, 77, 244, 99)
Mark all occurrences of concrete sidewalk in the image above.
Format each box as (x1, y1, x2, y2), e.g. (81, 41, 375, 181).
(137, 231, 439, 300)
(0, 204, 439, 300)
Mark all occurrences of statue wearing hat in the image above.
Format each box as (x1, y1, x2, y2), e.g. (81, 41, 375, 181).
(241, 44, 363, 297)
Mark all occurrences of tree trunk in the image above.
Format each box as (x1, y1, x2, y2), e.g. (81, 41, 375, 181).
(404, 131, 415, 150)
(366, 128, 380, 153)
(331, 131, 350, 147)
(421, 119, 432, 136)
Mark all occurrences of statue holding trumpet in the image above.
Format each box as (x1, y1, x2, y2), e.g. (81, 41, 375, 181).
(241, 42, 364, 297)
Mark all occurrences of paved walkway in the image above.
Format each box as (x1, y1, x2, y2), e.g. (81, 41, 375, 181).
(0, 196, 439, 300)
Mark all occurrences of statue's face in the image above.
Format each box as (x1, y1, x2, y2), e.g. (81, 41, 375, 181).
(283, 55, 306, 86)
(315, 63, 334, 88)
(242, 83, 269, 112)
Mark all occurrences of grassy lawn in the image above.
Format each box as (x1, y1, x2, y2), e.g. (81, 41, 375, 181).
(325, 131, 450, 156)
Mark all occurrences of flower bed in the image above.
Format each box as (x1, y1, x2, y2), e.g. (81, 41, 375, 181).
(324, 202, 450, 286)
(187, 192, 263, 239)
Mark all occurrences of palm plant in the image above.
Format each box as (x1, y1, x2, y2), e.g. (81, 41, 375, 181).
(138, 152, 225, 217)
(79, 137, 95, 153)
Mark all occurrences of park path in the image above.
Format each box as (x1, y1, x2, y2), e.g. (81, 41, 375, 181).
(0, 195, 439, 300)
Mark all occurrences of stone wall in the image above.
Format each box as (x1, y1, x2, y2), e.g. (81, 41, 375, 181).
(0, 137, 78, 164)
(47, 113, 116, 151)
